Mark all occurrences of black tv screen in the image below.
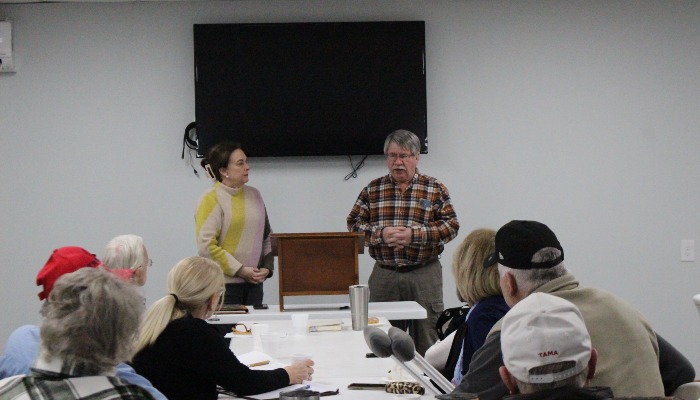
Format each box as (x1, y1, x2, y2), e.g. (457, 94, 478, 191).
(193, 21, 427, 158)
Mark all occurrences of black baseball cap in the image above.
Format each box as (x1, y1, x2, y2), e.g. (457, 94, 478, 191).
(483, 220, 564, 269)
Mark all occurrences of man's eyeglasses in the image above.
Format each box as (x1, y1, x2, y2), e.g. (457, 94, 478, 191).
(232, 323, 251, 334)
(386, 153, 414, 161)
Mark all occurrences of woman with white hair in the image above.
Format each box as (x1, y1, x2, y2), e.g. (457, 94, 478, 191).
(0, 267, 153, 399)
(131, 256, 313, 400)
(102, 234, 150, 286)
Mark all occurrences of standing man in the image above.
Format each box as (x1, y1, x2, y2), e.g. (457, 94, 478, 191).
(347, 129, 459, 355)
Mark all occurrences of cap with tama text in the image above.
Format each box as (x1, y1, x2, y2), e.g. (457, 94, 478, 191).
(483, 220, 563, 269)
(36, 246, 103, 300)
(501, 293, 592, 384)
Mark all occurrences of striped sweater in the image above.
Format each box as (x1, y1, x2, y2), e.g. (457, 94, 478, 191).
(195, 182, 273, 283)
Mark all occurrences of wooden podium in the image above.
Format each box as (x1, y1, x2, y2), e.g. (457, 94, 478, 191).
(271, 232, 365, 311)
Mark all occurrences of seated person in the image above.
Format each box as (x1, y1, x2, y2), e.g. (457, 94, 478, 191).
(0, 246, 164, 400)
(102, 234, 151, 286)
(499, 293, 608, 400)
(425, 228, 509, 384)
(0, 268, 154, 399)
(454, 220, 695, 400)
(131, 256, 314, 400)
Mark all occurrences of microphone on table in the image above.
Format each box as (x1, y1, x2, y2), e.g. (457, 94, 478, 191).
(363, 326, 442, 395)
(387, 327, 455, 394)
(363, 326, 393, 358)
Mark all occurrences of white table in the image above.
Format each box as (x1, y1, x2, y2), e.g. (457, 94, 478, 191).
(223, 318, 438, 399)
(207, 301, 427, 324)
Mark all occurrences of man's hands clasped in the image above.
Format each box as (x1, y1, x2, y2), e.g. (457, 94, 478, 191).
(382, 226, 412, 249)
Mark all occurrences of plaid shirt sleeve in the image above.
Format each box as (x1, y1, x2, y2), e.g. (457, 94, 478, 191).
(347, 181, 385, 246)
(410, 177, 459, 247)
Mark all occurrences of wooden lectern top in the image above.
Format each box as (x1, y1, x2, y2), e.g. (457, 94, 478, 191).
(271, 232, 364, 255)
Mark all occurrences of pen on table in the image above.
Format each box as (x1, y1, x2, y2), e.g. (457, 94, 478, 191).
(247, 360, 270, 367)
(339, 305, 350, 310)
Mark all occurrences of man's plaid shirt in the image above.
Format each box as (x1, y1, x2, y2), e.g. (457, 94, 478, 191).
(347, 172, 459, 266)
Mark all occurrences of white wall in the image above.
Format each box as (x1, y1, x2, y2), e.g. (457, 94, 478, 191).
(1, 0, 698, 372)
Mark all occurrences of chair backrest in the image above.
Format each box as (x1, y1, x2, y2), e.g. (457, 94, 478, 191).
(435, 305, 469, 341)
(694, 294, 700, 317)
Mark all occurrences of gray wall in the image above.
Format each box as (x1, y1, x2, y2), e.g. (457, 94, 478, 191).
(1, 0, 698, 372)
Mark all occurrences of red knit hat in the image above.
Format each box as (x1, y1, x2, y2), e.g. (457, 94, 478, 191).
(36, 246, 103, 300)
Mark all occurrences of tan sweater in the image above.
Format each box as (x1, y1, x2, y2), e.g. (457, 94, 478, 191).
(195, 182, 273, 283)
(490, 274, 664, 397)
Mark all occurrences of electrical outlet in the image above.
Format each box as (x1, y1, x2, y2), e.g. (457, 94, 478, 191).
(681, 240, 694, 262)
(0, 20, 15, 73)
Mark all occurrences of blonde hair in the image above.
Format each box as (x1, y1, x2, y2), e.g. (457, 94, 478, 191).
(135, 256, 224, 353)
(452, 228, 502, 306)
(102, 234, 146, 271)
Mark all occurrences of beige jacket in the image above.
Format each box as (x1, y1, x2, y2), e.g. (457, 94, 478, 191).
(491, 274, 664, 397)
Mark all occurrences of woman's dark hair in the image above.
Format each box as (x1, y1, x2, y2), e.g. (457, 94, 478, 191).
(200, 141, 246, 182)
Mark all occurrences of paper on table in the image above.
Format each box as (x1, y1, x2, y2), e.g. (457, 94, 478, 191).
(224, 332, 253, 339)
(309, 319, 343, 327)
(308, 319, 343, 332)
(237, 351, 284, 370)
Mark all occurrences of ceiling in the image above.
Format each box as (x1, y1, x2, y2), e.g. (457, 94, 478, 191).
(0, 0, 209, 3)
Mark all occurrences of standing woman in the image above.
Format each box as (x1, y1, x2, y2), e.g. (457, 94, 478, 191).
(195, 142, 273, 305)
(131, 257, 313, 400)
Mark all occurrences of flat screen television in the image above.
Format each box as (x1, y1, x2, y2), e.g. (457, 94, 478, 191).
(193, 21, 427, 158)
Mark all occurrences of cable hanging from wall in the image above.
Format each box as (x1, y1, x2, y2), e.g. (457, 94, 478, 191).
(181, 121, 200, 176)
(344, 155, 368, 181)
(183, 122, 368, 180)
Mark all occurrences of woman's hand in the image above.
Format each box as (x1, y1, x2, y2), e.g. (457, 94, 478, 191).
(236, 266, 266, 284)
(284, 359, 315, 384)
(252, 267, 270, 283)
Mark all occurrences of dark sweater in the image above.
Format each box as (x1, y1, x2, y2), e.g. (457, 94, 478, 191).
(131, 314, 289, 400)
(443, 296, 509, 380)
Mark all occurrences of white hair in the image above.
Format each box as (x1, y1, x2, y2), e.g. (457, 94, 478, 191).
(40, 268, 144, 374)
(516, 363, 588, 394)
(383, 129, 421, 155)
(102, 234, 146, 271)
(497, 248, 568, 295)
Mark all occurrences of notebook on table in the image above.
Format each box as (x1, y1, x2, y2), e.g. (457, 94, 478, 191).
(216, 304, 249, 314)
